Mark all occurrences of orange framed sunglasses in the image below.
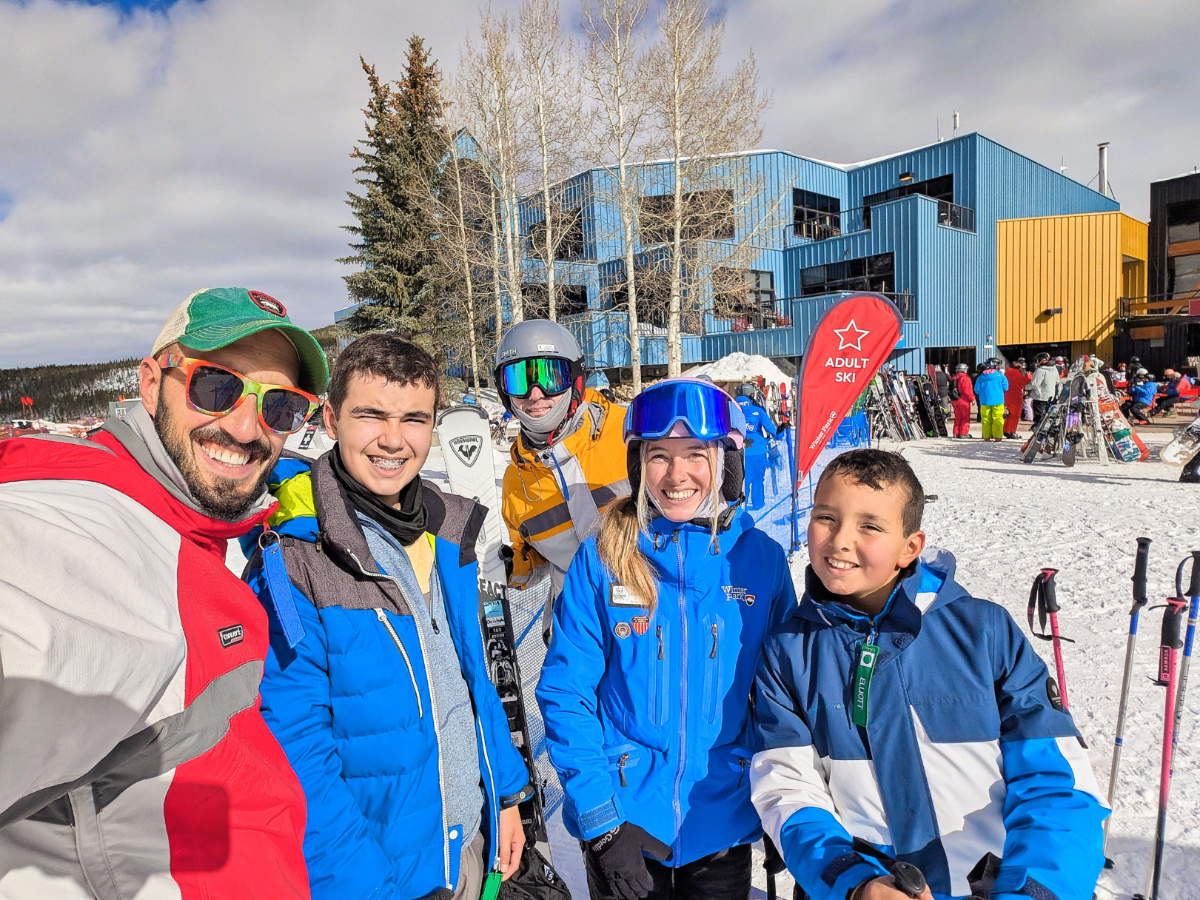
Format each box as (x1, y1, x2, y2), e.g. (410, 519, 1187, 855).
(158, 354, 320, 435)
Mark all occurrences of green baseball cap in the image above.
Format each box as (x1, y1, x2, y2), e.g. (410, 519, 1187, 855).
(152, 287, 329, 394)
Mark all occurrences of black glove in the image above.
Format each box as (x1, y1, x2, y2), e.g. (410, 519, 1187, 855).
(587, 823, 673, 900)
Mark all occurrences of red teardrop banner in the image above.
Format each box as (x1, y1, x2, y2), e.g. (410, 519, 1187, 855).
(792, 293, 904, 482)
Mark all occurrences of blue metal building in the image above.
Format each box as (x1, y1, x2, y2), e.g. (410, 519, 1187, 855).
(524, 133, 1118, 374)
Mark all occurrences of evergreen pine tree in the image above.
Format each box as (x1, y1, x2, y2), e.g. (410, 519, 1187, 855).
(339, 38, 449, 338)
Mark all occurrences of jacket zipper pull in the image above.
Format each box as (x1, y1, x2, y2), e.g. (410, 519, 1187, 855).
(618, 753, 630, 787)
(431, 617, 440, 634)
(657, 625, 664, 660)
(737, 757, 748, 788)
(710, 623, 718, 659)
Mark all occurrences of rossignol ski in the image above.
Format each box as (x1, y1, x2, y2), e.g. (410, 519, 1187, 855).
(434, 405, 550, 850)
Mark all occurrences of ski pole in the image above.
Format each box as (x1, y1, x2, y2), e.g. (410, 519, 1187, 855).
(1027, 568, 1073, 710)
(1138, 596, 1187, 900)
(1167, 552, 1200, 814)
(1040, 570, 1069, 710)
(1104, 536, 1151, 860)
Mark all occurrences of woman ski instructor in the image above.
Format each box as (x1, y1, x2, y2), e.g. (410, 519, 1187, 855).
(537, 378, 796, 900)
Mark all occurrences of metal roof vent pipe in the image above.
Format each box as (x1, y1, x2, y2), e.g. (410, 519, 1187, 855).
(1098, 142, 1110, 198)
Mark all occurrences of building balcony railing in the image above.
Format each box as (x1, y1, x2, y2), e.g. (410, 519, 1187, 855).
(707, 290, 918, 334)
(1119, 294, 1200, 318)
(789, 199, 975, 246)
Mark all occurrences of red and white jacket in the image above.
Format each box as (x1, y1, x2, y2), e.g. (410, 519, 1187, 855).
(0, 409, 309, 899)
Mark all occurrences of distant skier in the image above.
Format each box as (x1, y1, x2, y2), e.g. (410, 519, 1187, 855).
(537, 377, 795, 900)
(950, 363, 975, 438)
(1030, 353, 1061, 426)
(1003, 358, 1030, 439)
(494, 320, 629, 635)
(975, 359, 1009, 442)
(934, 364, 950, 412)
(1122, 369, 1157, 425)
(750, 449, 1107, 900)
(735, 381, 779, 510)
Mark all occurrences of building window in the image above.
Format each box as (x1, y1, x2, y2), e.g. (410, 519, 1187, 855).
(529, 207, 585, 261)
(1166, 200, 1200, 300)
(862, 174, 954, 228)
(639, 190, 735, 246)
(714, 269, 785, 330)
(793, 189, 842, 240)
(520, 282, 589, 319)
(800, 252, 895, 296)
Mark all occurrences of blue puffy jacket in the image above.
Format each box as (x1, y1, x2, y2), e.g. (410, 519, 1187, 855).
(735, 396, 778, 457)
(750, 549, 1107, 900)
(1131, 381, 1158, 406)
(537, 510, 796, 865)
(243, 454, 531, 900)
(974, 369, 1009, 407)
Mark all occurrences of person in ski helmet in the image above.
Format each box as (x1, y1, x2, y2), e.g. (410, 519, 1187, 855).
(975, 359, 1009, 442)
(537, 377, 796, 900)
(950, 363, 975, 438)
(1003, 357, 1032, 439)
(734, 379, 780, 511)
(1030, 353, 1061, 426)
(495, 319, 630, 634)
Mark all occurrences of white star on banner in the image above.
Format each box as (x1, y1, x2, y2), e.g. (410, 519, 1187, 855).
(834, 319, 870, 351)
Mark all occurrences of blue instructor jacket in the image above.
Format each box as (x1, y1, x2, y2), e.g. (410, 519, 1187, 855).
(974, 370, 1009, 407)
(537, 510, 796, 865)
(750, 548, 1106, 900)
(735, 395, 778, 457)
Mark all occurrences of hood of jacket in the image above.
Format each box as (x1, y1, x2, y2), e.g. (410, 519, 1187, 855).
(510, 388, 617, 469)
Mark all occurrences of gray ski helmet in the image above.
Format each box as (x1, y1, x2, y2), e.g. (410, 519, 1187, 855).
(736, 382, 757, 398)
(493, 319, 586, 414)
(955, 363, 969, 373)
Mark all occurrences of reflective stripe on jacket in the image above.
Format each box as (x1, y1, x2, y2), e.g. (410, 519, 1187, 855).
(537, 511, 797, 866)
(750, 548, 1107, 900)
(501, 389, 629, 597)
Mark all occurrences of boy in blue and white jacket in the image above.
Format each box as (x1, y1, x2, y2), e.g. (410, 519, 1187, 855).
(750, 449, 1106, 900)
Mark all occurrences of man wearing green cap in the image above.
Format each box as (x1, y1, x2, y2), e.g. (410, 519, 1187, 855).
(0, 288, 326, 899)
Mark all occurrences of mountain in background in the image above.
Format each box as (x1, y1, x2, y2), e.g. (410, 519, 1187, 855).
(0, 325, 339, 422)
(0, 359, 140, 421)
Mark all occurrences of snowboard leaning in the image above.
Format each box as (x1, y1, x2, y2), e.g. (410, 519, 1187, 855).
(1161, 413, 1200, 466)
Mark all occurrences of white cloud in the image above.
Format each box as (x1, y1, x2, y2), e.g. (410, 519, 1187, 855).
(1, 0, 1196, 366)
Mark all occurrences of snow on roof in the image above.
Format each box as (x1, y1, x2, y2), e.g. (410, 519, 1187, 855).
(685, 352, 790, 386)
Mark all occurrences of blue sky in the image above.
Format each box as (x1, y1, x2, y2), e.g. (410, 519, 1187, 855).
(0, 0, 1197, 367)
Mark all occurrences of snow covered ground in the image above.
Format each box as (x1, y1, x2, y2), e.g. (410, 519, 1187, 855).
(238, 422, 1200, 898)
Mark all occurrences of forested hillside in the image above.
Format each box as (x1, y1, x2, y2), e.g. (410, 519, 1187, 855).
(0, 359, 141, 421)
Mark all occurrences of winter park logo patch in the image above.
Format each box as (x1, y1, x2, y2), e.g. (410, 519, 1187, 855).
(721, 586, 755, 606)
(449, 434, 483, 467)
(631, 615, 650, 636)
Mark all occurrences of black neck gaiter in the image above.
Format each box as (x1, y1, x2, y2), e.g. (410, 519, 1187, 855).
(329, 445, 428, 546)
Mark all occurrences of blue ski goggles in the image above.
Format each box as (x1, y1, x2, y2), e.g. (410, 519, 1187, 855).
(624, 378, 747, 444)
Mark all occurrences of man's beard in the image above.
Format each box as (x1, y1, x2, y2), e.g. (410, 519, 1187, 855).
(155, 392, 275, 521)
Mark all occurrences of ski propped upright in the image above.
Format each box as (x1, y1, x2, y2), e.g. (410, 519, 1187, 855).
(435, 405, 549, 849)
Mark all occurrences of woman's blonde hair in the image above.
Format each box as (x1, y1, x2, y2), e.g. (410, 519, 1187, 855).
(596, 442, 723, 612)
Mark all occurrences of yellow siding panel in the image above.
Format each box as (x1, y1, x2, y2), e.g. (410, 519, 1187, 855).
(1119, 214, 1148, 261)
(997, 212, 1125, 359)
